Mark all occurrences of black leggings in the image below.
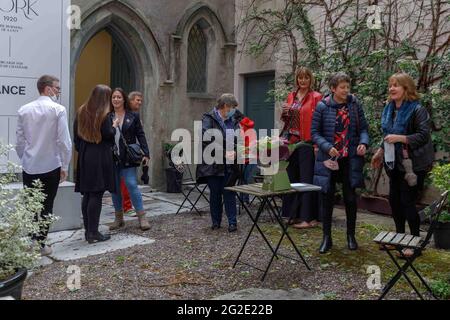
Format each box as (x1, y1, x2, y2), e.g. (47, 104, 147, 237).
(282, 144, 317, 222)
(81, 192, 105, 234)
(23, 167, 61, 245)
(322, 158, 357, 236)
(388, 168, 426, 237)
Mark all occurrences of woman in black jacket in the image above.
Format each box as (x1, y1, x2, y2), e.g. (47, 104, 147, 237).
(74, 85, 116, 243)
(371, 73, 434, 257)
(196, 94, 241, 232)
(109, 88, 151, 231)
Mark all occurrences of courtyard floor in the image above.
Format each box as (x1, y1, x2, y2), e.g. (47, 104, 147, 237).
(22, 187, 450, 300)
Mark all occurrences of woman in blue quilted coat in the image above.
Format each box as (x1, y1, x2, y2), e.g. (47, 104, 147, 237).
(311, 72, 370, 254)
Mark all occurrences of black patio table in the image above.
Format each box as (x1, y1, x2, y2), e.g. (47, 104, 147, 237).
(225, 183, 322, 281)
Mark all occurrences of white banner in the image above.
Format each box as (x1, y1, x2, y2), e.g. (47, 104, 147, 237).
(0, 0, 71, 168)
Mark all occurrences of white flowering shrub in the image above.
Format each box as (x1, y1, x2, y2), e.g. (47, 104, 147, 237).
(0, 143, 55, 281)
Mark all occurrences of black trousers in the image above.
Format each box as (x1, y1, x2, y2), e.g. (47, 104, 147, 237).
(23, 167, 61, 246)
(282, 145, 318, 222)
(81, 192, 105, 234)
(322, 158, 357, 236)
(388, 168, 426, 237)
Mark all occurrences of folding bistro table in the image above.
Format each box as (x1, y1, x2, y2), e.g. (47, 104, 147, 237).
(225, 183, 322, 281)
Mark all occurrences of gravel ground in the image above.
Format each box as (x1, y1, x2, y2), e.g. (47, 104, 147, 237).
(23, 205, 439, 300)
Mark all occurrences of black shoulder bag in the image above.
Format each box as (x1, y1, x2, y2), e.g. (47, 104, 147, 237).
(118, 125, 144, 166)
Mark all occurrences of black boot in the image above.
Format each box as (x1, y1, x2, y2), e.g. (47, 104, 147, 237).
(319, 235, 333, 254)
(347, 234, 358, 251)
(87, 232, 111, 244)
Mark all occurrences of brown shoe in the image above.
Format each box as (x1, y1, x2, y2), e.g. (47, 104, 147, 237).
(137, 212, 150, 231)
(109, 212, 125, 230)
(293, 222, 313, 229)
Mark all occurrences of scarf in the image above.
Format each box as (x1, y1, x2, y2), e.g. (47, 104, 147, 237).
(381, 100, 418, 135)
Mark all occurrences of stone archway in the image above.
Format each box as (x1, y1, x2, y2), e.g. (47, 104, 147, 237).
(70, 1, 168, 187)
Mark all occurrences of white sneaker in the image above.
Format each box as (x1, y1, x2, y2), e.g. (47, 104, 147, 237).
(40, 245, 53, 257)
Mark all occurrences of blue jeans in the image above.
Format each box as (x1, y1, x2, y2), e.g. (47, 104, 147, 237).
(207, 170, 237, 227)
(112, 167, 144, 212)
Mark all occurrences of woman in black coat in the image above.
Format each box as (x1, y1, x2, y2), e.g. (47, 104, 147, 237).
(109, 88, 151, 231)
(371, 73, 434, 258)
(74, 84, 116, 244)
(196, 94, 241, 232)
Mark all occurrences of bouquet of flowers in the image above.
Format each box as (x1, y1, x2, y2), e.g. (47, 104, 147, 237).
(238, 136, 305, 191)
(238, 136, 303, 164)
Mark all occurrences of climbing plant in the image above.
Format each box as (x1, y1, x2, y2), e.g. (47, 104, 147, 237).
(237, 0, 450, 192)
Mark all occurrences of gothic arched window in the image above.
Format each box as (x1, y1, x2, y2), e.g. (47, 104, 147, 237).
(187, 23, 207, 93)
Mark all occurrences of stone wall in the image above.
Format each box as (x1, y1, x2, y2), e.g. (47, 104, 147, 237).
(70, 0, 236, 189)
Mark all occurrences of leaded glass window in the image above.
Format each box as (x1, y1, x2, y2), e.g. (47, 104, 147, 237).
(187, 23, 207, 93)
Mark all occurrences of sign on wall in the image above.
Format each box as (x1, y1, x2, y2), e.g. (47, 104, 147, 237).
(0, 0, 71, 168)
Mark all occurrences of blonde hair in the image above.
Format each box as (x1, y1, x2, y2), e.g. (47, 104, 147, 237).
(295, 67, 315, 90)
(389, 73, 421, 101)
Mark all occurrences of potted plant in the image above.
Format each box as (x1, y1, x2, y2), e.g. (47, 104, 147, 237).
(0, 143, 52, 300)
(246, 136, 303, 192)
(163, 143, 184, 193)
(430, 163, 450, 250)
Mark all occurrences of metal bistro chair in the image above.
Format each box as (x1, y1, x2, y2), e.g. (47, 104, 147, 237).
(374, 190, 449, 300)
(175, 161, 209, 216)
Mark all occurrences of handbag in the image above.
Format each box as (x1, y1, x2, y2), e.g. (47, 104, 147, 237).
(118, 126, 144, 166)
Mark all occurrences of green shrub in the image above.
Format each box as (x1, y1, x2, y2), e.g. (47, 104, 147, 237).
(430, 279, 450, 300)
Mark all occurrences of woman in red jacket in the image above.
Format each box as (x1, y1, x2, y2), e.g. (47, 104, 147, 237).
(281, 67, 323, 229)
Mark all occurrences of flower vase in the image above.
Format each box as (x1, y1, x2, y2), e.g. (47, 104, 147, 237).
(261, 160, 291, 192)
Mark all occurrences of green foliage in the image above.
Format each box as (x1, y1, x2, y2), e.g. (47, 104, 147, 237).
(431, 163, 450, 193)
(241, 0, 449, 195)
(163, 143, 176, 154)
(0, 143, 54, 280)
(430, 163, 450, 222)
(430, 279, 450, 300)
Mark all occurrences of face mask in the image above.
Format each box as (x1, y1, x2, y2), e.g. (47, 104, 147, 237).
(49, 87, 59, 103)
(226, 108, 236, 120)
(324, 156, 340, 171)
(384, 142, 395, 170)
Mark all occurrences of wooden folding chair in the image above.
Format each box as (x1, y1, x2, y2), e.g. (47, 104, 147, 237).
(374, 191, 449, 300)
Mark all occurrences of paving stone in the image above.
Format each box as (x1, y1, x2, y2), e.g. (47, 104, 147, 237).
(213, 288, 321, 300)
(46, 227, 154, 262)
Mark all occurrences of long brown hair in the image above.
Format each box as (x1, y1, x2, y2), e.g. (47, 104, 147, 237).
(77, 85, 112, 144)
(110, 88, 131, 112)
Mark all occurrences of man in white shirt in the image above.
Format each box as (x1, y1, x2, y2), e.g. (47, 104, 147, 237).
(16, 75, 72, 256)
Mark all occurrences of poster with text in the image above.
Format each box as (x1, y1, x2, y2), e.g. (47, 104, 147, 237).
(0, 0, 70, 170)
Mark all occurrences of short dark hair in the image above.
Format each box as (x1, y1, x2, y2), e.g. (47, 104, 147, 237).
(217, 94, 238, 109)
(328, 72, 351, 89)
(37, 75, 59, 94)
(129, 91, 143, 101)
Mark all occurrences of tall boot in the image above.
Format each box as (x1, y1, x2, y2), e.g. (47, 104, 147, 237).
(319, 235, 333, 254)
(137, 211, 150, 231)
(347, 234, 358, 251)
(109, 211, 125, 230)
